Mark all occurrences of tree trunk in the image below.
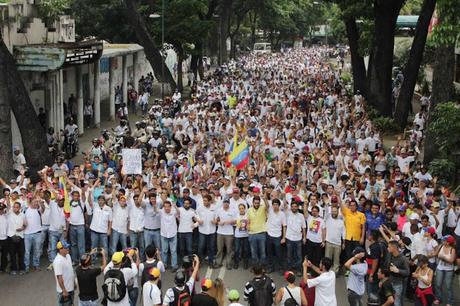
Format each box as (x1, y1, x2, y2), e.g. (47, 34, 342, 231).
(250, 11, 257, 48)
(344, 17, 367, 96)
(197, 57, 204, 80)
(423, 43, 456, 164)
(394, 0, 436, 128)
(177, 53, 184, 92)
(1, 38, 51, 181)
(0, 36, 13, 180)
(367, 0, 404, 117)
(123, 0, 176, 91)
(219, 0, 233, 64)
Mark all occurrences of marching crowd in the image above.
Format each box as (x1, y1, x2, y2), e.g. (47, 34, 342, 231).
(0, 47, 459, 306)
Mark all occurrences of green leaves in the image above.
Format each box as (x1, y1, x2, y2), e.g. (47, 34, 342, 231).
(431, 0, 460, 47)
(428, 102, 460, 157)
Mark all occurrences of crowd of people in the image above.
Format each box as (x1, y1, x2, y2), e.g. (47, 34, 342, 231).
(0, 47, 459, 306)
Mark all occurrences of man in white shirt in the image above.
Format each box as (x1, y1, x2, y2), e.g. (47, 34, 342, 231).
(324, 206, 344, 273)
(128, 193, 146, 258)
(53, 240, 75, 306)
(24, 198, 44, 272)
(69, 190, 88, 264)
(196, 195, 217, 265)
(304, 257, 337, 306)
(111, 196, 129, 256)
(177, 198, 198, 260)
(215, 199, 236, 269)
(266, 198, 286, 274)
(143, 192, 162, 251)
(12, 146, 27, 174)
(282, 202, 306, 273)
(305, 205, 326, 269)
(48, 195, 67, 269)
(89, 195, 113, 258)
(142, 267, 162, 306)
(0, 201, 8, 272)
(104, 251, 139, 306)
(160, 201, 179, 270)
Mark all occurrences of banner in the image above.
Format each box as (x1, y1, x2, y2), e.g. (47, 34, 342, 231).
(122, 149, 142, 174)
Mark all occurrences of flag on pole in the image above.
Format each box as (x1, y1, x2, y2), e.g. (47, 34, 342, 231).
(58, 177, 71, 218)
(228, 131, 250, 170)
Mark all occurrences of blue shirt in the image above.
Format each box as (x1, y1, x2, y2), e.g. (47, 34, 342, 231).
(365, 212, 385, 234)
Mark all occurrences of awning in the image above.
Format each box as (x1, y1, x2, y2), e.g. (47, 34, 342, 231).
(397, 15, 419, 28)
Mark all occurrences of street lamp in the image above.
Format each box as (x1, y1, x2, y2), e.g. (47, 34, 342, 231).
(149, 0, 165, 98)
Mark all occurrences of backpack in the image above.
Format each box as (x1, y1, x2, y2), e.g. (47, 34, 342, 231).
(249, 276, 273, 306)
(102, 268, 127, 302)
(141, 260, 161, 289)
(284, 286, 298, 306)
(172, 286, 191, 306)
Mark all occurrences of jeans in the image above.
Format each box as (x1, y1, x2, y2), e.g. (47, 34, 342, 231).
(248, 232, 266, 266)
(49, 230, 65, 262)
(392, 279, 406, 306)
(79, 299, 97, 306)
(367, 274, 380, 303)
(110, 230, 128, 256)
(144, 229, 161, 251)
(434, 269, 454, 305)
(24, 232, 42, 270)
(0, 239, 9, 271)
(8, 236, 25, 271)
(57, 290, 74, 306)
(325, 241, 341, 273)
(129, 231, 145, 258)
(90, 231, 108, 258)
(266, 235, 282, 270)
(70, 225, 86, 263)
(128, 287, 138, 306)
(286, 239, 302, 271)
(40, 226, 52, 262)
(347, 289, 363, 306)
(178, 232, 193, 257)
(161, 236, 178, 268)
(234, 237, 249, 264)
(198, 233, 216, 264)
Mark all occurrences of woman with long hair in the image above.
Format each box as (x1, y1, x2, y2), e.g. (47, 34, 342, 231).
(413, 255, 434, 306)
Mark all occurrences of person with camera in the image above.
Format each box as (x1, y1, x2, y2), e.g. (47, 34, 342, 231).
(162, 255, 200, 306)
(76, 248, 107, 306)
(103, 250, 139, 306)
(243, 264, 276, 306)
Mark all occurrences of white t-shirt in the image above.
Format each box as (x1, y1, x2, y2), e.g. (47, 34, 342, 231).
(197, 206, 217, 235)
(216, 208, 236, 235)
(160, 209, 178, 238)
(112, 202, 129, 234)
(24, 207, 42, 235)
(49, 201, 66, 232)
(69, 200, 87, 226)
(177, 207, 197, 233)
(142, 282, 161, 306)
(90, 205, 113, 234)
(53, 253, 75, 293)
(128, 204, 145, 232)
(266, 209, 286, 238)
(104, 262, 138, 306)
(325, 216, 345, 246)
(0, 214, 8, 240)
(306, 215, 325, 243)
(307, 270, 337, 306)
(285, 211, 306, 241)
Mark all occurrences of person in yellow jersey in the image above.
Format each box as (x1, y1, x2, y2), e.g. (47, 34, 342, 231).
(247, 195, 267, 267)
(340, 198, 366, 262)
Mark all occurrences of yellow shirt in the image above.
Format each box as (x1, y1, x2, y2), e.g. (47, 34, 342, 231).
(342, 206, 366, 241)
(247, 205, 267, 234)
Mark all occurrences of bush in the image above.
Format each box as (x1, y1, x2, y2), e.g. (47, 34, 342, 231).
(340, 72, 352, 84)
(428, 158, 456, 186)
(372, 116, 400, 135)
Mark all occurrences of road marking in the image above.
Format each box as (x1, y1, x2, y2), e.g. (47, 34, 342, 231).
(218, 266, 226, 279)
(205, 266, 213, 278)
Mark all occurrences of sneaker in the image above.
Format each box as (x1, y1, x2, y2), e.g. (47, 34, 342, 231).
(233, 262, 239, 270)
(19, 270, 25, 275)
(10, 271, 17, 276)
(47, 264, 53, 271)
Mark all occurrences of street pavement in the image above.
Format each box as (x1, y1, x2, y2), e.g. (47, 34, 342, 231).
(0, 257, 349, 306)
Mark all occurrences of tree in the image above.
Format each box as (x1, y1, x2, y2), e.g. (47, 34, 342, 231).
(344, 16, 367, 95)
(0, 33, 13, 180)
(123, 0, 177, 91)
(366, 0, 405, 117)
(394, 0, 436, 128)
(0, 36, 51, 181)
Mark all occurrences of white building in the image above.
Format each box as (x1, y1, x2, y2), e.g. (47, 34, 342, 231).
(0, 0, 153, 149)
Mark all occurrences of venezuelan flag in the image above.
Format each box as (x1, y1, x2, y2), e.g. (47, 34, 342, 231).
(59, 176, 71, 218)
(228, 132, 249, 170)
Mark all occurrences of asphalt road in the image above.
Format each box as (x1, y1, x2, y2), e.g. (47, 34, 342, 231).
(0, 258, 351, 306)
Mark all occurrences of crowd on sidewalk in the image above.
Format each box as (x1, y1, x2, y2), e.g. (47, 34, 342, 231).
(0, 47, 459, 306)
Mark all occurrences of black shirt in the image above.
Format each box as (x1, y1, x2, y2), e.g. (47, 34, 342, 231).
(191, 293, 218, 306)
(379, 279, 394, 305)
(75, 266, 102, 301)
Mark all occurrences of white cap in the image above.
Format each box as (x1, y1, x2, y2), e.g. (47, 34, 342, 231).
(409, 213, 420, 221)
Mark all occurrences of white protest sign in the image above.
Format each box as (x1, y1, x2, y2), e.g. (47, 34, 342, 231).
(122, 149, 142, 174)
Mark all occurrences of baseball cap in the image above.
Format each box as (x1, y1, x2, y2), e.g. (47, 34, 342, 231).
(252, 187, 261, 193)
(228, 289, 240, 301)
(56, 240, 70, 249)
(284, 271, 295, 281)
(424, 227, 436, 235)
(409, 213, 420, 221)
(201, 278, 213, 290)
(149, 267, 161, 278)
(112, 251, 125, 264)
(442, 235, 455, 245)
(431, 201, 440, 208)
